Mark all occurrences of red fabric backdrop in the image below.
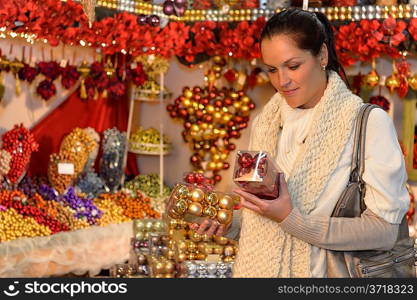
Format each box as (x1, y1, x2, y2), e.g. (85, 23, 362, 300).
(28, 89, 139, 177)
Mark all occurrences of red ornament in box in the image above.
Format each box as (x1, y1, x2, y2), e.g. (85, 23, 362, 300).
(233, 150, 281, 200)
(1, 124, 39, 184)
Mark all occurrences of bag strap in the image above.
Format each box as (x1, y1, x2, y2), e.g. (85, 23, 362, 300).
(349, 103, 378, 211)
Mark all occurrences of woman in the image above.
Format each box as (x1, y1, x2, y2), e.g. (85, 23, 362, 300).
(193, 8, 410, 277)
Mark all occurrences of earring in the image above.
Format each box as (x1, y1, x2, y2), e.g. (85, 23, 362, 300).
(321, 65, 326, 71)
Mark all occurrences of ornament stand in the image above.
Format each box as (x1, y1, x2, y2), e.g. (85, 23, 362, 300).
(124, 69, 169, 202)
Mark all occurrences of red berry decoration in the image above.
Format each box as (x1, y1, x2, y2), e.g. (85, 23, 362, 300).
(1, 124, 39, 184)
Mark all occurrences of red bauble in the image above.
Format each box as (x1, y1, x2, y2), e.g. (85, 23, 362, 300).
(223, 162, 230, 169)
(213, 174, 222, 182)
(166, 104, 174, 112)
(228, 143, 236, 151)
(224, 98, 232, 106)
(238, 152, 253, 168)
(170, 111, 177, 118)
(214, 100, 223, 108)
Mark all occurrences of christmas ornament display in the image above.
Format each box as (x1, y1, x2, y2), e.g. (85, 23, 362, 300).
(134, 55, 172, 101)
(82, 127, 101, 172)
(125, 173, 171, 199)
(233, 150, 281, 200)
(167, 85, 255, 184)
(129, 127, 172, 155)
(166, 183, 240, 225)
(99, 128, 127, 192)
(59, 187, 103, 225)
(47, 153, 74, 194)
(1, 124, 39, 184)
(167, 219, 238, 264)
(59, 128, 97, 176)
(76, 171, 106, 198)
(93, 194, 130, 226)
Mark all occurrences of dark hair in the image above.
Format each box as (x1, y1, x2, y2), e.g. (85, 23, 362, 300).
(260, 8, 348, 84)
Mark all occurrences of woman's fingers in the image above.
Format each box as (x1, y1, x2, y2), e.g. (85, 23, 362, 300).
(279, 173, 289, 196)
(196, 219, 210, 235)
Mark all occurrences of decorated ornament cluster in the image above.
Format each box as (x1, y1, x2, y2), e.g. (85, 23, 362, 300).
(167, 84, 255, 184)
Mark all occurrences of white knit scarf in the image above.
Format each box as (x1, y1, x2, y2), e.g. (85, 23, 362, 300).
(232, 71, 363, 277)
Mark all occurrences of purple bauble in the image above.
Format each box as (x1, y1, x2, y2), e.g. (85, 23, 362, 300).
(137, 14, 148, 25)
(163, 1, 175, 16)
(174, 0, 187, 8)
(147, 15, 160, 27)
(174, 5, 186, 17)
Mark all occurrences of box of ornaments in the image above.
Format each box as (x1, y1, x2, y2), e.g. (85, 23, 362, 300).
(233, 150, 281, 200)
(166, 183, 240, 226)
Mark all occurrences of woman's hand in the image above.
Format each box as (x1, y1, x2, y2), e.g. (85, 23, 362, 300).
(233, 173, 293, 223)
(190, 219, 230, 237)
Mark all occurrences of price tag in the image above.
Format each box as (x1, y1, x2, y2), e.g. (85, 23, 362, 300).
(60, 59, 68, 68)
(58, 163, 74, 175)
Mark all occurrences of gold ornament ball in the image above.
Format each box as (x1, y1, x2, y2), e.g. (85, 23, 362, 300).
(167, 250, 176, 260)
(223, 256, 234, 263)
(174, 199, 188, 214)
(208, 161, 217, 170)
(135, 232, 145, 241)
(197, 242, 207, 253)
(178, 252, 187, 262)
(203, 205, 217, 218)
(164, 261, 175, 273)
(196, 253, 207, 260)
(224, 245, 235, 256)
(214, 235, 229, 245)
(135, 220, 145, 231)
(190, 231, 202, 242)
(176, 185, 189, 198)
(219, 195, 234, 210)
(188, 202, 203, 216)
(187, 241, 197, 252)
(213, 246, 224, 255)
(408, 75, 417, 91)
(241, 96, 251, 104)
(190, 188, 205, 202)
(202, 233, 212, 242)
(216, 209, 233, 225)
(155, 262, 165, 274)
(364, 70, 380, 88)
(184, 89, 193, 99)
(385, 74, 400, 94)
(206, 192, 219, 206)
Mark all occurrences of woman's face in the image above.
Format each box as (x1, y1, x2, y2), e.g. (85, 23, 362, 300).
(261, 34, 328, 109)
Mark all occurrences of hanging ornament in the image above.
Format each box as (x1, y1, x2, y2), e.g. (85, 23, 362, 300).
(135, 55, 171, 101)
(408, 73, 417, 91)
(80, 0, 96, 28)
(9, 59, 24, 96)
(363, 59, 379, 89)
(77, 61, 91, 100)
(385, 60, 400, 94)
(369, 95, 390, 112)
(0, 73, 4, 103)
(396, 54, 411, 98)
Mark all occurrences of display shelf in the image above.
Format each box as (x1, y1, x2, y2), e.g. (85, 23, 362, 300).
(0, 221, 133, 277)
